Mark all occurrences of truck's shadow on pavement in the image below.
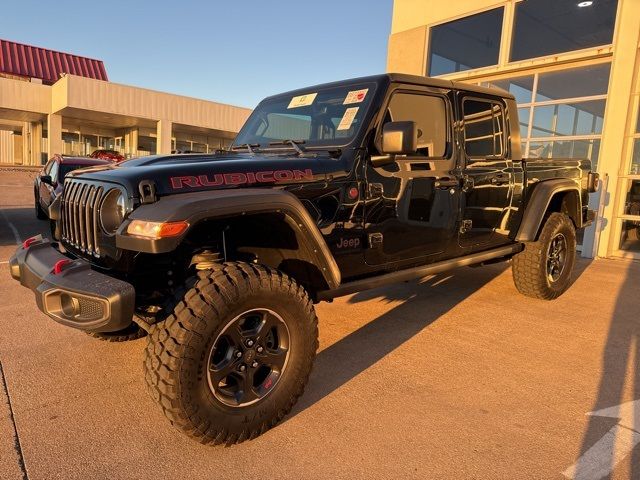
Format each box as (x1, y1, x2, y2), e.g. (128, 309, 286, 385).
(289, 256, 592, 422)
(572, 262, 640, 480)
(289, 262, 509, 418)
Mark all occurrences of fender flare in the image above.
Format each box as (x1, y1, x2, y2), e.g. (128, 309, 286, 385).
(515, 179, 583, 242)
(115, 188, 341, 289)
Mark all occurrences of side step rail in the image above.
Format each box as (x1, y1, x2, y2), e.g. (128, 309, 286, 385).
(317, 243, 523, 301)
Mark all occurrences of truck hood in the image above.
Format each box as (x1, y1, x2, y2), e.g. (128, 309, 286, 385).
(67, 152, 346, 198)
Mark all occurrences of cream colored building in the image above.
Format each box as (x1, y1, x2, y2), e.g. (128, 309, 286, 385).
(387, 0, 640, 259)
(0, 40, 251, 167)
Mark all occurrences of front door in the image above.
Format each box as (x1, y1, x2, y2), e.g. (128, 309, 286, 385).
(458, 96, 514, 248)
(364, 87, 460, 266)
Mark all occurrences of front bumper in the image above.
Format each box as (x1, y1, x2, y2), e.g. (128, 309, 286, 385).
(9, 236, 135, 333)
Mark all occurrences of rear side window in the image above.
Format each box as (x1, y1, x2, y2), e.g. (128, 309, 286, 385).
(386, 92, 448, 158)
(463, 99, 505, 158)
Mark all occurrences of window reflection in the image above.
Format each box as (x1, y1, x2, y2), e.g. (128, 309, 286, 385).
(428, 8, 503, 76)
(463, 99, 504, 158)
(485, 76, 535, 104)
(620, 221, 640, 253)
(511, 0, 618, 62)
(531, 100, 605, 137)
(536, 64, 611, 102)
(528, 139, 601, 170)
(630, 140, 640, 175)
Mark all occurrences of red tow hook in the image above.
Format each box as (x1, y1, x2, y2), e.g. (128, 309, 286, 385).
(52, 259, 73, 275)
(22, 236, 39, 249)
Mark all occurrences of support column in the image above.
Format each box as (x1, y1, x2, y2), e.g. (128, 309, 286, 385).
(47, 114, 63, 157)
(156, 120, 172, 155)
(21, 122, 30, 165)
(30, 122, 42, 165)
(595, 0, 640, 258)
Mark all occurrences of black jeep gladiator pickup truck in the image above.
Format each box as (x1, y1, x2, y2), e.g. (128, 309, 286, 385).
(10, 74, 599, 444)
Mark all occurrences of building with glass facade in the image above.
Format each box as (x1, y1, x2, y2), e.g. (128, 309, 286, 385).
(0, 39, 251, 166)
(387, 0, 640, 259)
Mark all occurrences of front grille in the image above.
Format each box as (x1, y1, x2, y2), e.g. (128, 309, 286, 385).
(61, 180, 106, 257)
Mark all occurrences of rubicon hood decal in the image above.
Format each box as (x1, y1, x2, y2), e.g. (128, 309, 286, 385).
(171, 168, 314, 190)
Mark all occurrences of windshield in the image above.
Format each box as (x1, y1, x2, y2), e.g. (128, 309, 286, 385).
(233, 83, 376, 149)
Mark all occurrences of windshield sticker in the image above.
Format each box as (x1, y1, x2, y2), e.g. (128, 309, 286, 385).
(287, 93, 317, 109)
(337, 107, 359, 131)
(343, 88, 368, 105)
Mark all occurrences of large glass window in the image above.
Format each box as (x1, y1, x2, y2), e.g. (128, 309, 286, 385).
(481, 63, 611, 171)
(486, 76, 534, 104)
(510, 0, 618, 62)
(428, 8, 504, 76)
(536, 64, 611, 102)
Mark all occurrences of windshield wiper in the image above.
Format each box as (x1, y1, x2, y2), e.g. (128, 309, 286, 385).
(231, 143, 260, 153)
(268, 139, 306, 155)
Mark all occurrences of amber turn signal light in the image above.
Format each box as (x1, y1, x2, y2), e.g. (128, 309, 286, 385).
(126, 220, 189, 239)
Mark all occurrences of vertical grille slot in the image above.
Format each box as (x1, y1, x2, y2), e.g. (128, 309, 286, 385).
(60, 180, 108, 257)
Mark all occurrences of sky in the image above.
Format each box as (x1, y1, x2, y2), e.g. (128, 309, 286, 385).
(2, 0, 393, 108)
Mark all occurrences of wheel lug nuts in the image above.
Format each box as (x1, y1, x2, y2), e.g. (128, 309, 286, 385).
(256, 346, 264, 353)
(239, 365, 246, 372)
(251, 361, 259, 368)
(246, 340, 254, 347)
(235, 351, 242, 358)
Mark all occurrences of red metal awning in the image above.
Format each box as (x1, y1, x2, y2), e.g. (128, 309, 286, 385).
(0, 39, 108, 84)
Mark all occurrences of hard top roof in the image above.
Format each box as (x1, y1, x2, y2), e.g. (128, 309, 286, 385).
(262, 73, 514, 102)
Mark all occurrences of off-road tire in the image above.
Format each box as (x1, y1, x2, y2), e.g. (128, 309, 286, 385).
(143, 262, 318, 445)
(512, 212, 576, 300)
(35, 192, 47, 220)
(87, 323, 147, 342)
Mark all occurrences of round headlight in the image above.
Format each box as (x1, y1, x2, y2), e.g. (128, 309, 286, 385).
(100, 189, 126, 235)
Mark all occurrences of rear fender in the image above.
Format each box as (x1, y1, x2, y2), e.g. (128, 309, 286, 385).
(515, 179, 582, 242)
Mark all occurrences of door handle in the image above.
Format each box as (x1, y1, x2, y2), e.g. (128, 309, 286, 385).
(490, 174, 510, 185)
(434, 178, 458, 189)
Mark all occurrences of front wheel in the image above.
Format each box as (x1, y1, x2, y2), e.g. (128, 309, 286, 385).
(512, 212, 577, 300)
(144, 262, 318, 445)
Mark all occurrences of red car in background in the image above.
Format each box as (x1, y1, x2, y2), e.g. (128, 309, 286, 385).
(34, 154, 113, 220)
(89, 149, 126, 162)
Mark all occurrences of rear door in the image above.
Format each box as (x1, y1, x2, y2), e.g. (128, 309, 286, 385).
(458, 95, 514, 248)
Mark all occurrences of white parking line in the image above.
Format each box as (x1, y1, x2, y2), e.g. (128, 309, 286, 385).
(0, 209, 21, 244)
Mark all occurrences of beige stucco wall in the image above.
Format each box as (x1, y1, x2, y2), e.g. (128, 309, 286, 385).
(0, 77, 50, 115)
(51, 75, 251, 133)
(390, 0, 504, 34)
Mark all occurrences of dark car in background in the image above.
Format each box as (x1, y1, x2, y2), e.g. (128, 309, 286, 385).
(89, 149, 126, 162)
(34, 155, 113, 220)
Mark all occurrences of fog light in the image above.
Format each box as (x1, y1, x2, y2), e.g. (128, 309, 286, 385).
(60, 293, 80, 318)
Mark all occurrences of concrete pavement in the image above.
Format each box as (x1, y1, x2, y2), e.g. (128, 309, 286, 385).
(1, 169, 639, 479)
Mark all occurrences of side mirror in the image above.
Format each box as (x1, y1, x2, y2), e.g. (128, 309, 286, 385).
(40, 175, 53, 186)
(382, 121, 417, 155)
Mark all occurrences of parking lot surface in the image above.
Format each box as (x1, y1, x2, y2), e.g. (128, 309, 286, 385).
(1, 168, 639, 480)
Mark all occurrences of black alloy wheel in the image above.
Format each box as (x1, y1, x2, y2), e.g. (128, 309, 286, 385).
(207, 308, 290, 407)
(546, 233, 568, 283)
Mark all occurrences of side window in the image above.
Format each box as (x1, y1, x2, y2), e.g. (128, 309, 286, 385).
(386, 92, 449, 158)
(43, 159, 54, 175)
(463, 99, 505, 158)
(49, 161, 59, 183)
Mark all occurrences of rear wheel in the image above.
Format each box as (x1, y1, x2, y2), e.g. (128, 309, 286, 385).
(144, 262, 318, 445)
(512, 212, 576, 300)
